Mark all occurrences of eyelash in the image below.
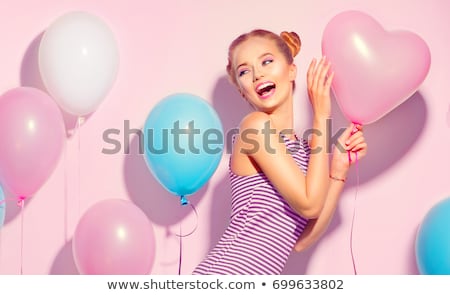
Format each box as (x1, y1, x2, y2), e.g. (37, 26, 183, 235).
(262, 58, 273, 65)
(238, 58, 274, 77)
(238, 69, 249, 77)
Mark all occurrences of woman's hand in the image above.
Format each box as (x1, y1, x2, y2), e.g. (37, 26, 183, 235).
(307, 56, 334, 120)
(331, 123, 368, 178)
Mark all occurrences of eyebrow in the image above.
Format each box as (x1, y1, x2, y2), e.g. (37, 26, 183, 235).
(235, 52, 273, 71)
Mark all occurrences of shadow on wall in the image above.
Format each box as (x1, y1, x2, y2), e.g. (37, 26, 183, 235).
(1, 185, 21, 226)
(19, 32, 47, 97)
(20, 31, 91, 138)
(408, 224, 421, 275)
(50, 240, 78, 274)
(282, 232, 329, 274)
(211, 76, 252, 154)
(122, 133, 209, 273)
(329, 91, 427, 187)
(204, 76, 250, 247)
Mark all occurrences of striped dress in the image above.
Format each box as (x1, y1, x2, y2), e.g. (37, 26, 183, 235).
(193, 133, 311, 275)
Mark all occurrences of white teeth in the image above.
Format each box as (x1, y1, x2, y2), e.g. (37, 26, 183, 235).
(256, 82, 274, 91)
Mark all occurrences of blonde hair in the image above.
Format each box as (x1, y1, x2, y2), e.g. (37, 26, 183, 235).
(226, 29, 301, 87)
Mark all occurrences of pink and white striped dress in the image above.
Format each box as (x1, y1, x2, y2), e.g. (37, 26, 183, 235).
(193, 134, 310, 275)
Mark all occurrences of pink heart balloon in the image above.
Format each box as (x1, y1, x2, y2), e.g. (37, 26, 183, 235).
(322, 10, 431, 124)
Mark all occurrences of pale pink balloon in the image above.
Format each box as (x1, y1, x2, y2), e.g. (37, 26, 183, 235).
(0, 87, 65, 198)
(322, 10, 431, 124)
(72, 199, 156, 275)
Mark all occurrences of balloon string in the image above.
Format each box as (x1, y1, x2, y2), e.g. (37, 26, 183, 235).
(77, 117, 82, 218)
(175, 203, 199, 237)
(348, 124, 359, 275)
(178, 224, 182, 275)
(0, 218, 2, 266)
(18, 196, 25, 275)
(349, 151, 359, 275)
(64, 142, 69, 243)
(176, 202, 199, 275)
(0, 196, 30, 275)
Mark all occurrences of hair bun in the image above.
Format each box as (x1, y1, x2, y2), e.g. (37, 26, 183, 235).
(280, 31, 301, 58)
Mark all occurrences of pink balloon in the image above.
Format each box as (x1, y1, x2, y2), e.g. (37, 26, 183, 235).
(72, 199, 156, 275)
(0, 87, 65, 198)
(322, 10, 431, 124)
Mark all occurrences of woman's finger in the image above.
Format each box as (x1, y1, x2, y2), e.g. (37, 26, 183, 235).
(345, 133, 365, 150)
(312, 56, 325, 92)
(348, 145, 367, 162)
(350, 142, 368, 153)
(307, 58, 317, 92)
(324, 70, 334, 92)
(317, 60, 331, 91)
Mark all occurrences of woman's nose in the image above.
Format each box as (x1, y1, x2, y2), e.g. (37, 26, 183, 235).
(253, 66, 264, 81)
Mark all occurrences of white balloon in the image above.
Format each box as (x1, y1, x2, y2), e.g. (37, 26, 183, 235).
(39, 11, 119, 116)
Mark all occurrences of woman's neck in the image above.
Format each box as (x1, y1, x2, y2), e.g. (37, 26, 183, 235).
(268, 95, 295, 139)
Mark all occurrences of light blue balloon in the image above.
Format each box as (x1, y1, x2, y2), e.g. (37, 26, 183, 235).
(415, 197, 450, 274)
(143, 93, 224, 205)
(0, 185, 5, 228)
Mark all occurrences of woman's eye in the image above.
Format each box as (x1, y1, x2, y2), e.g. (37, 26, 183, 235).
(238, 69, 249, 77)
(262, 59, 273, 65)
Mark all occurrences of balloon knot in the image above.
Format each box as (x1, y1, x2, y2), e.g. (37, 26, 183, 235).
(180, 196, 189, 206)
(17, 196, 26, 207)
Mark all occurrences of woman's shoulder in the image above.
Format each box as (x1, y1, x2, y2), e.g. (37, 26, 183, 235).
(239, 111, 272, 130)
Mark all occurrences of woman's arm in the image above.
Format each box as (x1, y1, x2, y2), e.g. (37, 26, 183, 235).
(294, 177, 344, 252)
(294, 124, 367, 251)
(305, 57, 334, 211)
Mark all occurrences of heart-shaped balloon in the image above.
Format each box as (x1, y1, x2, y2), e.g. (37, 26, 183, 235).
(322, 10, 431, 124)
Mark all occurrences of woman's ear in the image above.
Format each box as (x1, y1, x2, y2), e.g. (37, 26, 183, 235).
(289, 63, 297, 81)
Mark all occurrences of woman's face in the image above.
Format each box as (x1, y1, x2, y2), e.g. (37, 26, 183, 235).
(231, 36, 297, 113)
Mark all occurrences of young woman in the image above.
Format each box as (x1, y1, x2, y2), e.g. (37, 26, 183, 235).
(193, 29, 367, 275)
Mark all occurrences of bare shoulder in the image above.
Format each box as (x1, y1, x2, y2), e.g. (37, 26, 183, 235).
(232, 111, 271, 162)
(239, 111, 271, 130)
(230, 112, 270, 175)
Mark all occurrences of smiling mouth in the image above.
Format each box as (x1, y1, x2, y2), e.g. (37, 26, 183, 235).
(256, 82, 276, 97)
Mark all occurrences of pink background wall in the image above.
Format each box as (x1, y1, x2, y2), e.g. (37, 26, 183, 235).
(0, 0, 449, 274)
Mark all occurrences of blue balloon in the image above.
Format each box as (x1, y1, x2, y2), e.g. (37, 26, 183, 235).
(415, 197, 450, 274)
(0, 185, 5, 228)
(143, 93, 224, 205)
